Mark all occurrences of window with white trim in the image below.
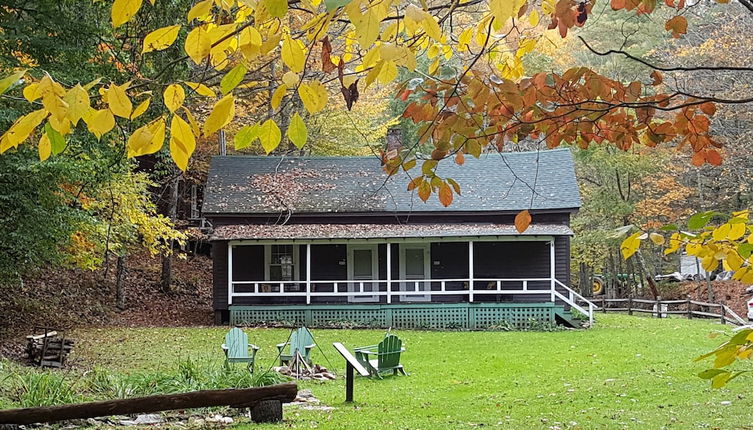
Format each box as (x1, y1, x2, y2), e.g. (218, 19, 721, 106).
(267, 245, 297, 281)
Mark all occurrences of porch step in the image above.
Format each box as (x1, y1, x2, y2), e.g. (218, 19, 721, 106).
(229, 303, 582, 330)
(553, 306, 583, 328)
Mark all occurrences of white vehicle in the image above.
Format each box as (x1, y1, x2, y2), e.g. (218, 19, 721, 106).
(747, 286, 753, 322)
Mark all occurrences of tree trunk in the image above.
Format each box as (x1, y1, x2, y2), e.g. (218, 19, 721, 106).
(115, 255, 126, 311)
(250, 400, 283, 423)
(160, 175, 179, 294)
(578, 262, 591, 296)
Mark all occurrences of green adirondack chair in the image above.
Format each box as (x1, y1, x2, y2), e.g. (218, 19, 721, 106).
(222, 327, 259, 373)
(277, 326, 316, 366)
(354, 334, 407, 379)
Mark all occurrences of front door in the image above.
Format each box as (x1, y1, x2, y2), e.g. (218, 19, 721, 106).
(347, 244, 379, 302)
(399, 243, 431, 302)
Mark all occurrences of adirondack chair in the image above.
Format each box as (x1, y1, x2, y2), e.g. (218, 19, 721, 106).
(353, 334, 407, 378)
(277, 326, 316, 366)
(222, 327, 259, 373)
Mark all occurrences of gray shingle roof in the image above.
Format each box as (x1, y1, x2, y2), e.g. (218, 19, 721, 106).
(202, 149, 580, 215)
(211, 223, 574, 241)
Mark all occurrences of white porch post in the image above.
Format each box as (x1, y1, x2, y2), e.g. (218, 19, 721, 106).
(386, 243, 392, 304)
(550, 239, 556, 302)
(306, 243, 312, 304)
(468, 241, 474, 303)
(227, 242, 233, 305)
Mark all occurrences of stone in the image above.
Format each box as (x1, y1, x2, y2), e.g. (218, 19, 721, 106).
(120, 414, 164, 426)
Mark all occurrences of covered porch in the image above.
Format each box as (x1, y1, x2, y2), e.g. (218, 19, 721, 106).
(212, 223, 594, 327)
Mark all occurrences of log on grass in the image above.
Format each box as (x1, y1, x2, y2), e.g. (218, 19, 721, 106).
(0, 383, 298, 425)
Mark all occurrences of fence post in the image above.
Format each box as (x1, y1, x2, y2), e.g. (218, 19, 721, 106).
(687, 295, 692, 319)
(627, 296, 633, 316)
(601, 297, 606, 314)
(656, 296, 662, 318)
(720, 303, 726, 325)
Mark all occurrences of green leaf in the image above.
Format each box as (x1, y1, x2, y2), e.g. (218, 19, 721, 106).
(220, 64, 247, 95)
(698, 368, 727, 380)
(0, 70, 26, 95)
(258, 119, 281, 154)
(44, 122, 66, 155)
(659, 224, 678, 231)
(325, 0, 352, 11)
(688, 211, 715, 230)
(286, 112, 308, 149)
(711, 372, 732, 389)
(738, 243, 753, 259)
(234, 123, 260, 150)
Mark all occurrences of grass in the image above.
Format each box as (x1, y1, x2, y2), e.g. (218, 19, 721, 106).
(1, 314, 751, 429)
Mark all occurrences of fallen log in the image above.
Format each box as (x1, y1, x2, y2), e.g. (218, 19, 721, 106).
(0, 383, 298, 425)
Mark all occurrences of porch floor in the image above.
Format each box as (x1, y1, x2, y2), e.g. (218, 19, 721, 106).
(229, 302, 580, 329)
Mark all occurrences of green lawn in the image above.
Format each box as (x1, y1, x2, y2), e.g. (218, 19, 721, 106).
(2, 315, 751, 429)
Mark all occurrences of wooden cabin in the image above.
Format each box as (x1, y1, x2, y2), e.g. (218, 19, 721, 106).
(203, 149, 592, 329)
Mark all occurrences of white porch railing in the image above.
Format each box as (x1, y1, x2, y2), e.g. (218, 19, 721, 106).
(228, 277, 596, 325)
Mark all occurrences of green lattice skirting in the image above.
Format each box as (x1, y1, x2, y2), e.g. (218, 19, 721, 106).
(229, 303, 563, 330)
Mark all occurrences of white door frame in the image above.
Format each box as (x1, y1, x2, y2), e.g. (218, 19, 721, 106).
(347, 244, 379, 303)
(399, 243, 431, 302)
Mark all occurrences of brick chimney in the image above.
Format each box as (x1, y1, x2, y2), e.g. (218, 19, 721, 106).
(384, 126, 402, 160)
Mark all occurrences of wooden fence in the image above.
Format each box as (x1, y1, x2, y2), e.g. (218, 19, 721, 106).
(578, 296, 748, 326)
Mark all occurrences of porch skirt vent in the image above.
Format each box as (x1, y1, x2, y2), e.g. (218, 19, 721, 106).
(229, 303, 558, 330)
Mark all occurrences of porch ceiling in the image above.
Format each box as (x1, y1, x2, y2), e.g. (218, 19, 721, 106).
(210, 222, 573, 241)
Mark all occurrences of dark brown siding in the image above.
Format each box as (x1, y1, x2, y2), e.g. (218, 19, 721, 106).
(212, 241, 228, 311)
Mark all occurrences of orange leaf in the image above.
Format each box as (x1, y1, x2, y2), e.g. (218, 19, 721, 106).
(455, 151, 465, 165)
(438, 182, 453, 207)
(407, 176, 422, 191)
(691, 151, 705, 166)
(515, 210, 532, 233)
(700, 102, 716, 116)
(650, 70, 663, 86)
(665, 15, 687, 38)
(418, 181, 431, 202)
(706, 149, 722, 166)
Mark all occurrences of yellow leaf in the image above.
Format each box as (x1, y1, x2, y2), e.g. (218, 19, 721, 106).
(428, 58, 439, 75)
(3, 109, 48, 148)
(142, 25, 182, 53)
(353, 7, 383, 46)
(271, 84, 287, 111)
(126, 124, 155, 158)
(421, 16, 442, 41)
(38, 134, 51, 161)
(84, 109, 116, 139)
(258, 118, 281, 154)
(203, 94, 235, 136)
(377, 60, 397, 84)
(184, 81, 216, 97)
(185, 26, 211, 64)
(729, 222, 746, 241)
(112, 0, 143, 28)
(458, 28, 473, 48)
(529, 9, 540, 26)
(63, 84, 90, 125)
(137, 118, 166, 156)
(297, 80, 328, 114)
(489, 0, 525, 26)
(170, 115, 196, 171)
(0, 70, 26, 95)
(163, 83, 185, 113)
(130, 97, 151, 120)
(620, 231, 641, 259)
(263, 0, 288, 18)
(282, 71, 298, 87)
(23, 82, 40, 102)
(188, 0, 213, 21)
(649, 232, 665, 246)
(286, 112, 307, 149)
(182, 107, 201, 136)
(106, 82, 132, 118)
(713, 224, 731, 242)
(281, 34, 306, 73)
(239, 26, 262, 47)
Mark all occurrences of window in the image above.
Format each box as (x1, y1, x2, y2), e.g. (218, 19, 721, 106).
(265, 245, 299, 285)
